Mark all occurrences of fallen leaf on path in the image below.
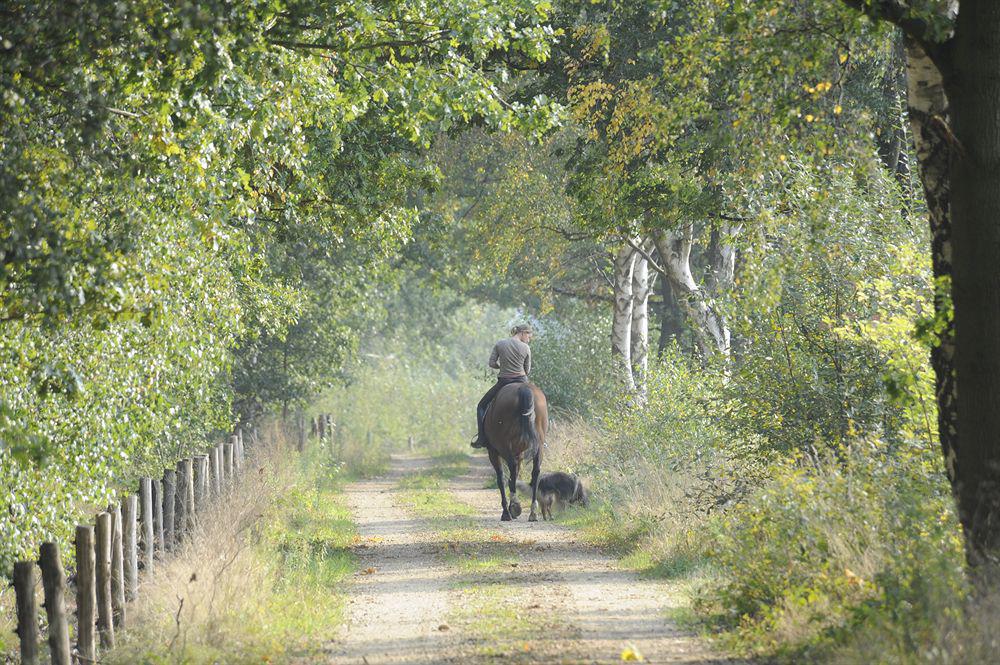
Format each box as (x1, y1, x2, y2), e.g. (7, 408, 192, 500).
(361, 567, 377, 575)
(438, 624, 450, 631)
(526, 604, 541, 609)
(621, 646, 645, 661)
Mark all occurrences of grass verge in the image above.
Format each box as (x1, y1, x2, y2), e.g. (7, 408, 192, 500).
(108, 425, 357, 664)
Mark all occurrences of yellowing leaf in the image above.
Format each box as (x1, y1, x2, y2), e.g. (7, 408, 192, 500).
(621, 647, 644, 661)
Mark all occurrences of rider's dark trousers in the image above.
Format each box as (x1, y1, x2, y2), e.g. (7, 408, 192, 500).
(477, 375, 528, 440)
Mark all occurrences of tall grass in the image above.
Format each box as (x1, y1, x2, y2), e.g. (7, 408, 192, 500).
(109, 422, 356, 664)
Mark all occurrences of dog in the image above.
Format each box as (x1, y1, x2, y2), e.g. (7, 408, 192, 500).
(515, 472, 588, 520)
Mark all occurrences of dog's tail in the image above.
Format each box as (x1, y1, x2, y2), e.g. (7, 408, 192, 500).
(517, 384, 539, 454)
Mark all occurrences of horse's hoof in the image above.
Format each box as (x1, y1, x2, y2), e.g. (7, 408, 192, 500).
(501, 511, 512, 521)
(528, 513, 537, 522)
(509, 502, 522, 519)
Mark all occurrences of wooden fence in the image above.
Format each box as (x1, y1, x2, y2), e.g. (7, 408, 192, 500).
(9, 414, 394, 664)
(11, 427, 252, 665)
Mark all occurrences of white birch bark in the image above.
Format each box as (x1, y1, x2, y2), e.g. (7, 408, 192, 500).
(630, 240, 652, 397)
(652, 225, 730, 360)
(611, 242, 638, 391)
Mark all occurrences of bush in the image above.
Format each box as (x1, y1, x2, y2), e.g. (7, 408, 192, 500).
(697, 442, 966, 661)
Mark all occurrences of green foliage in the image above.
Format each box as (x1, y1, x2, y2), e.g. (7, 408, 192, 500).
(1, 0, 561, 572)
(725, 158, 934, 454)
(699, 443, 965, 661)
(528, 303, 617, 414)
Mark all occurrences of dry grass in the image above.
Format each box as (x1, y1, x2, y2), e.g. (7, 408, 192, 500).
(108, 422, 355, 663)
(543, 413, 706, 558)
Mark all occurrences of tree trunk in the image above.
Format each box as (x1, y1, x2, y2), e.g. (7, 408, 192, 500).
(652, 225, 730, 360)
(656, 275, 685, 356)
(630, 240, 652, 397)
(946, 1, 1000, 580)
(611, 242, 638, 391)
(905, 36, 958, 484)
(705, 222, 739, 295)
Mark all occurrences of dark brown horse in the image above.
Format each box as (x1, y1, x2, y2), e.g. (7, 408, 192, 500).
(484, 382, 548, 521)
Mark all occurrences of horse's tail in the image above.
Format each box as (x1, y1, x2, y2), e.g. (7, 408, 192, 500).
(517, 384, 539, 453)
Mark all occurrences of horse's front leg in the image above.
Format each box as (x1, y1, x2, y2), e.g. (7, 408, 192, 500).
(489, 448, 511, 521)
(528, 451, 541, 522)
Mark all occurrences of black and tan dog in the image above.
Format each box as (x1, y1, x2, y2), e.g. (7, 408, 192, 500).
(517, 471, 588, 520)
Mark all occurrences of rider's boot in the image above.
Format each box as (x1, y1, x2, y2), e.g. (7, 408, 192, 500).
(471, 405, 488, 448)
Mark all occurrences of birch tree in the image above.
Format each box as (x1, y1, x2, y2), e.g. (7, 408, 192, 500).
(611, 243, 639, 392)
(630, 241, 653, 396)
(842, 0, 1000, 586)
(651, 225, 731, 360)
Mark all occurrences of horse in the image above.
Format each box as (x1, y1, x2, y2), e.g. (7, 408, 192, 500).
(484, 381, 548, 521)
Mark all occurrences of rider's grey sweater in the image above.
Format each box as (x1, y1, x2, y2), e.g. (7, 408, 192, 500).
(489, 337, 531, 378)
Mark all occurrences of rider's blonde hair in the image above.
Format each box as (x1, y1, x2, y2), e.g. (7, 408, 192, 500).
(510, 324, 533, 336)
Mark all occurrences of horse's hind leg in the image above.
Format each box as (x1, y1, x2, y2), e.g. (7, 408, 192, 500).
(506, 455, 522, 519)
(528, 451, 541, 522)
(490, 448, 511, 521)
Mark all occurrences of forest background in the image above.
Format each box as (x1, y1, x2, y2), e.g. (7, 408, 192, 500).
(1, 0, 994, 662)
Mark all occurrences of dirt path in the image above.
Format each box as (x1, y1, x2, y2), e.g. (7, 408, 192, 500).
(324, 456, 460, 664)
(324, 454, 734, 664)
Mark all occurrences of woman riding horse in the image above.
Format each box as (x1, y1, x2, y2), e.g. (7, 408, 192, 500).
(472, 324, 548, 521)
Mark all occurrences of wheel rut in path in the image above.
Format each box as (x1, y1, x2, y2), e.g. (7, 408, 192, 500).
(323, 456, 459, 664)
(451, 457, 737, 665)
(323, 454, 738, 664)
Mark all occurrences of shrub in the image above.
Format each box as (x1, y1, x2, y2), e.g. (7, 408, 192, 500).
(698, 441, 966, 661)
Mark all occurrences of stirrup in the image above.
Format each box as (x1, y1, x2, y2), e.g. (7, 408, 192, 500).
(470, 434, 487, 449)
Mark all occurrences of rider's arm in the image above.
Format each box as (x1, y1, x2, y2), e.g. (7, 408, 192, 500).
(488, 344, 500, 370)
(524, 346, 531, 375)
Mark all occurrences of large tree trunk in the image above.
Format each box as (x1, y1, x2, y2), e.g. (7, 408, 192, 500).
(630, 241, 652, 397)
(706, 221, 739, 295)
(652, 225, 730, 360)
(946, 1, 1000, 579)
(656, 276, 685, 357)
(905, 37, 958, 485)
(611, 242, 638, 391)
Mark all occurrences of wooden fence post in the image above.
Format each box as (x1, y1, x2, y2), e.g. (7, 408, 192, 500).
(224, 442, 234, 483)
(194, 454, 208, 510)
(75, 525, 96, 663)
(153, 478, 165, 552)
(210, 445, 222, 496)
(408, 435, 414, 452)
(217, 442, 227, 489)
(296, 411, 306, 452)
(94, 513, 115, 648)
(175, 460, 188, 543)
(184, 458, 195, 531)
(13, 561, 39, 665)
(123, 495, 138, 600)
(162, 470, 176, 550)
(140, 478, 155, 572)
(39, 542, 72, 665)
(110, 505, 126, 628)
(230, 435, 241, 474)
